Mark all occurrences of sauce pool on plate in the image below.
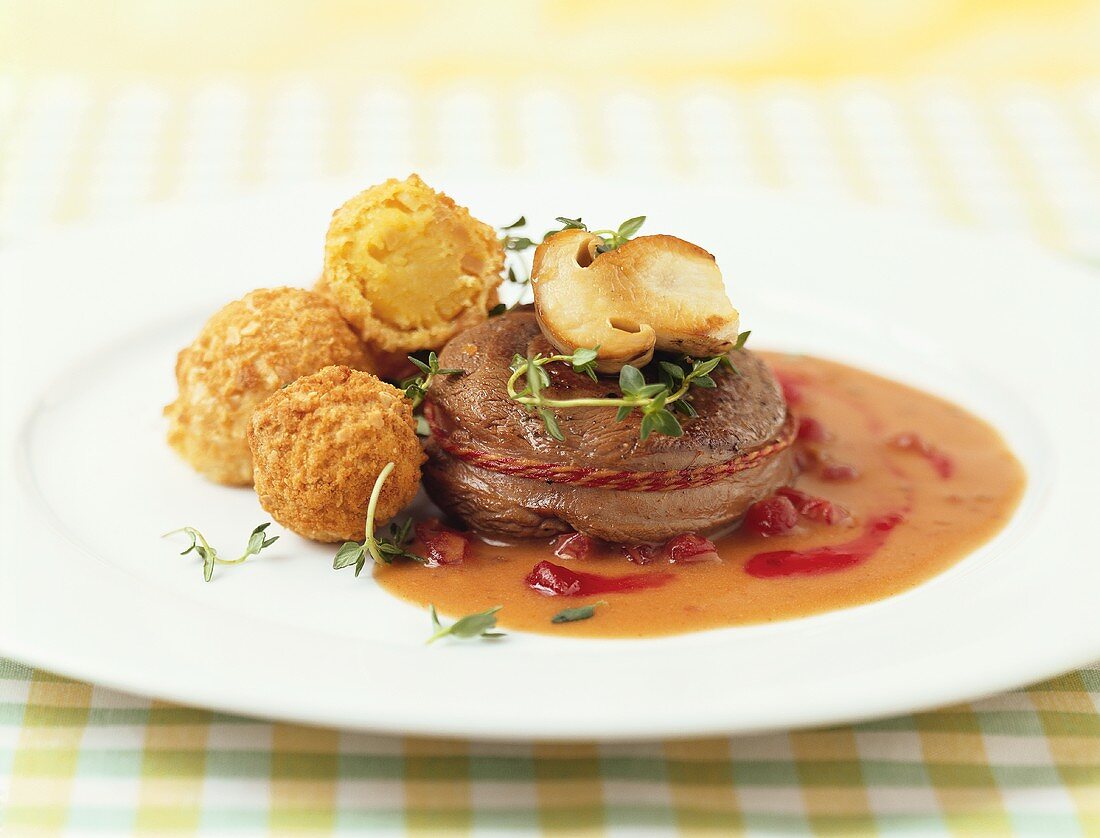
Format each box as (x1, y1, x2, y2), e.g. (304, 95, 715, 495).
(376, 354, 1026, 637)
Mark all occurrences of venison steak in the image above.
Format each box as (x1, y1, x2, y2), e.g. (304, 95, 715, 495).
(422, 310, 795, 544)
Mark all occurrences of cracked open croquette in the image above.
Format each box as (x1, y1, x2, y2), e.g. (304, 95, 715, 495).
(321, 174, 504, 355)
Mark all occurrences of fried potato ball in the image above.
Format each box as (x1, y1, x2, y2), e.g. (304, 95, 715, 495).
(165, 287, 374, 486)
(247, 365, 425, 542)
(313, 272, 418, 381)
(322, 174, 504, 355)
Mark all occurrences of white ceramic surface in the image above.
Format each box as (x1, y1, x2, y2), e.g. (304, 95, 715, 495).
(2, 177, 1097, 740)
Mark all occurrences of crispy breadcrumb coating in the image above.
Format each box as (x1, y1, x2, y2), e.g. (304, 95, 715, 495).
(247, 365, 425, 542)
(322, 174, 504, 355)
(165, 287, 374, 486)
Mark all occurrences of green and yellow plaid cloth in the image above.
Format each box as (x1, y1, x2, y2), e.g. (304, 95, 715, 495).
(3, 659, 1099, 833)
(3, 8, 1100, 828)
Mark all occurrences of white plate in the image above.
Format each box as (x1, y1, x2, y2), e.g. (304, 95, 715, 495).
(1, 177, 1098, 741)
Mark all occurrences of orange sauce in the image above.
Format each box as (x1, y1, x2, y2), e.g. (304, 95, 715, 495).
(376, 354, 1026, 637)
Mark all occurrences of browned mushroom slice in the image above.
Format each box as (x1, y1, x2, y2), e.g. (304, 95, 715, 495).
(530, 229, 741, 373)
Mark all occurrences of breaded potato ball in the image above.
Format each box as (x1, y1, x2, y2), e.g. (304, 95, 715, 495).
(322, 174, 504, 355)
(313, 272, 417, 381)
(247, 365, 425, 542)
(165, 287, 374, 486)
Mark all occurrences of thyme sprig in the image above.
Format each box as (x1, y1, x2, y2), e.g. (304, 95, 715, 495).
(498, 214, 647, 268)
(333, 463, 425, 576)
(427, 604, 505, 644)
(163, 523, 279, 582)
(401, 351, 463, 410)
(552, 601, 608, 624)
(552, 215, 646, 253)
(500, 215, 535, 252)
(506, 334, 750, 441)
(506, 347, 599, 441)
(499, 216, 536, 288)
(496, 213, 645, 297)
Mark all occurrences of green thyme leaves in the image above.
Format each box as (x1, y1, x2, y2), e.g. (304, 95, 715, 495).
(639, 406, 683, 442)
(500, 215, 535, 252)
(617, 362, 683, 441)
(506, 340, 750, 442)
(425, 598, 609, 641)
(500, 216, 536, 287)
(333, 518, 423, 577)
(242, 523, 280, 561)
(554, 216, 586, 231)
(551, 601, 607, 624)
(615, 216, 646, 239)
(401, 351, 463, 410)
(427, 604, 505, 644)
(167, 526, 217, 582)
(569, 346, 600, 381)
(374, 518, 424, 564)
(538, 407, 565, 441)
(500, 214, 647, 255)
(163, 522, 279, 582)
(498, 213, 646, 289)
(333, 463, 424, 576)
(332, 539, 369, 575)
(549, 215, 646, 253)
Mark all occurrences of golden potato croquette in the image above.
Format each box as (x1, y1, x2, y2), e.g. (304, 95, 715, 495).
(247, 365, 425, 542)
(165, 287, 374, 486)
(322, 174, 504, 355)
(313, 273, 418, 381)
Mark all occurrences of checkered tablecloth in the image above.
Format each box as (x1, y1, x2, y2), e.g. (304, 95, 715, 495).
(2, 76, 1099, 834)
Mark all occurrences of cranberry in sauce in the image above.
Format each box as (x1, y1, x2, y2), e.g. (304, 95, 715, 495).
(777, 487, 848, 525)
(552, 532, 593, 560)
(665, 534, 720, 564)
(774, 370, 806, 406)
(821, 463, 860, 482)
(744, 512, 905, 578)
(525, 561, 672, 597)
(743, 495, 799, 537)
(797, 417, 828, 443)
(620, 544, 660, 564)
(416, 520, 468, 566)
(889, 432, 954, 479)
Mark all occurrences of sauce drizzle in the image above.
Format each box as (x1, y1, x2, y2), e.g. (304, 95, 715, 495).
(744, 512, 906, 578)
(526, 560, 673, 596)
(890, 432, 955, 478)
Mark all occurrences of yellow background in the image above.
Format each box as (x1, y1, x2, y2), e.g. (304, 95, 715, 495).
(4, 0, 1100, 84)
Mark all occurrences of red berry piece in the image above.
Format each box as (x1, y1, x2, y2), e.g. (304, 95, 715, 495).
(525, 560, 582, 596)
(889, 432, 954, 478)
(620, 544, 660, 564)
(743, 496, 799, 537)
(552, 532, 593, 560)
(665, 533, 721, 563)
(797, 417, 828, 443)
(415, 520, 469, 566)
(821, 463, 860, 481)
(777, 487, 848, 525)
(774, 371, 805, 406)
